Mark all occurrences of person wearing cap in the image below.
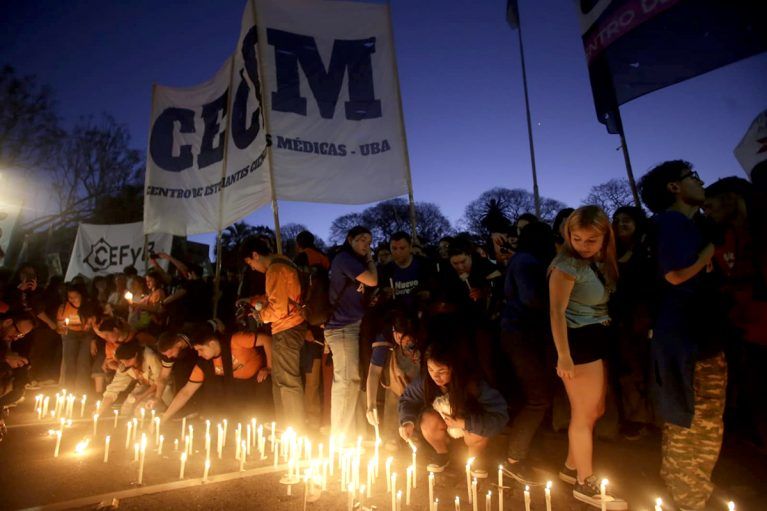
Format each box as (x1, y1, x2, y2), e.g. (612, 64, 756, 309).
(100, 340, 169, 415)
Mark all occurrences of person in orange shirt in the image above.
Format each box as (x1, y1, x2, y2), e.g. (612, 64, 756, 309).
(242, 236, 308, 429)
(160, 322, 271, 423)
(56, 284, 97, 394)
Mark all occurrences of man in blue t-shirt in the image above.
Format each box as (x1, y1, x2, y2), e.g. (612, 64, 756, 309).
(380, 231, 434, 312)
(639, 160, 725, 511)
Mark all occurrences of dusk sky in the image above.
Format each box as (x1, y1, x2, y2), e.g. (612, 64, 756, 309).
(3, 0, 766, 249)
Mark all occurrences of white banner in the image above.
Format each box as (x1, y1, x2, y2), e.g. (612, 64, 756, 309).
(144, 49, 272, 235)
(254, 0, 409, 204)
(65, 222, 173, 281)
(0, 201, 22, 265)
(734, 110, 767, 180)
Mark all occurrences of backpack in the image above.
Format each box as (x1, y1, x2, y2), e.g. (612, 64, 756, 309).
(296, 264, 333, 326)
(271, 257, 346, 326)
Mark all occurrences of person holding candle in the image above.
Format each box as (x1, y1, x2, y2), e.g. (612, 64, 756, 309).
(242, 236, 307, 429)
(130, 271, 166, 335)
(160, 322, 269, 422)
(57, 284, 97, 395)
(366, 307, 422, 451)
(398, 332, 508, 478)
(100, 340, 171, 414)
(548, 206, 627, 509)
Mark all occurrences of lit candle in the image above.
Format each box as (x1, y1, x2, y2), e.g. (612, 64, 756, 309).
(600, 479, 608, 511)
(126, 421, 133, 449)
(246, 424, 252, 456)
(139, 407, 145, 429)
(224, 419, 229, 446)
(92, 413, 99, 438)
(435, 498, 439, 511)
(205, 419, 211, 438)
(391, 473, 397, 511)
(188, 425, 194, 454)
(138, 434, 147, 485)
(524, 485, 531, 511)
(43, 396, 50, 418)
(386, 456, 393, 493)
(270, 421, 275, 452)
(54, 429, 62, 457)
(96, 400, 101, 414)
(174, 438, 179, 452)
(113, 409, 118, 428)
(124, 291, 133, 303)
(455, 496, 461, 511)
(472, 479, 479, 511)
(80, 394, 87, 418)
(545, 481, 552, 511)
(429, 472, 435, 511)
(103, 435, 110, 463)
(133, 442, 139, 462)
(203, 458, 210, 482)
(217, 424, 224, 459)
(466, 458, 474, 502)
(654, 497, 663, 511)
(397, 490, 402, 511)
(728, 502, 735, 511)
(158, 434, 164, 456)
(179, 451, 187, 479)
(367, 460, 374, 498)
(410, 442, 418, 488)
(406, 465, 413, 505)
(250, 418, 256, 446)
(132, 418, 138, 444)
(485, 491, 492, 511)
(205, 432, 211, 460)
(498, 466, 503, 511)
(154, 417, 161, 445)
(181, 417, 186, 442)
(240, 440, 247, 471)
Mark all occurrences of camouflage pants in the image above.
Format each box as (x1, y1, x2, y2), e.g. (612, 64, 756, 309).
(660, 352, 727, 511)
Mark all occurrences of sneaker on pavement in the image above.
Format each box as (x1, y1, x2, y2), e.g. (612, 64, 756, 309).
(427, 452, 450, 473)
(573, 475, 628, 510)
(505, 459, 541, 485)
(558, 464, 577, 485)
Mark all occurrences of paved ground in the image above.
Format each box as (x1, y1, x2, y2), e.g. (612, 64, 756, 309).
(1, 392, 765, 511)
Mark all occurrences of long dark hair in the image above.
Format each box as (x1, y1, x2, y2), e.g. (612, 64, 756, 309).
(422, 321, 481, 419)
(517, 221, 556, 266)
(341, 225, 372, 262)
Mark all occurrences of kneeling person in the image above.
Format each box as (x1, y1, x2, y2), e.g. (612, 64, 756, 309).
(101, 341, 170, 415)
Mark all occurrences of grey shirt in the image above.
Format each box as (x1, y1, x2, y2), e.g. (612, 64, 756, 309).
(550, 253, 611, 328)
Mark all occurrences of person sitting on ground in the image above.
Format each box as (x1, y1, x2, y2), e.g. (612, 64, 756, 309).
(100, 340, 170, 415)
(160, 322, 271, 423)
(397, 329, 508, 478)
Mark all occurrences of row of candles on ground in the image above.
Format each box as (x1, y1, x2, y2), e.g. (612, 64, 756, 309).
(34, 392, 740, 511)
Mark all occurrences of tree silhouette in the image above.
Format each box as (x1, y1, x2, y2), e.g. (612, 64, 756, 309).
(582, 178, 635, 217)
(462, 187, 567, 236)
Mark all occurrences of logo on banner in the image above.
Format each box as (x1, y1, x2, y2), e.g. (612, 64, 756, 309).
(149, 26, 382, 174)
(83, 237, 156, 273)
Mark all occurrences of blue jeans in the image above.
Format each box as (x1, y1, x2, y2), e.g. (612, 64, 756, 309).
(324, 321, 361, 438)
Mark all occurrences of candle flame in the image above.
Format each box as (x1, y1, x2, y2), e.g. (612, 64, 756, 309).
(728, 502, 735, 511)
(74, 438, 90, 455)
(546, 480, 552, 490)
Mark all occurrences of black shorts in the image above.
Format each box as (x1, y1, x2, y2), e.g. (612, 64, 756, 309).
(567, 323, 609, 365)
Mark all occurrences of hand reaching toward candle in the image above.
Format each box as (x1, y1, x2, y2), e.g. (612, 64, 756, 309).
(366, 408, 379, 426)
(443, 415, 466, 430)
(399, 422, 415, 442)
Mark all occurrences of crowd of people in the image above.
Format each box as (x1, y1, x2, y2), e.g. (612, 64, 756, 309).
(1, 160, 765, 511)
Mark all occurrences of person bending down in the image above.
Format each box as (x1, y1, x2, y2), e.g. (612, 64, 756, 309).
(397, 339, 508, 478)
(100, 340, 171, 415)
(160, 323, 271, 423)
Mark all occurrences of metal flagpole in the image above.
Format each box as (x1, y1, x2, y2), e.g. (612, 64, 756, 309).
(386, 1, 419, 243)
(515, 18, 542, 218)
(612, 107, 641, 206)
(212, 56, 237, 319)
(252, 0, 283, 255)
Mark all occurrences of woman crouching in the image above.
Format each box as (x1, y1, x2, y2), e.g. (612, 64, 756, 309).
(397, 337, 508, 478)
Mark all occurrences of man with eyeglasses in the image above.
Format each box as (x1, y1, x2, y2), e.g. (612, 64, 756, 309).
(638, 160, 727, 511)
